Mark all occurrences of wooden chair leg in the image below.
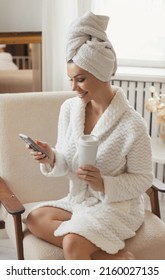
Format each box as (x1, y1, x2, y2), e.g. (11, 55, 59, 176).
(13, 215, 24, 260)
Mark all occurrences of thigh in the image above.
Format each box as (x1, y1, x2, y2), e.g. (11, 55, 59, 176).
(27, 207, 72, 248)
(28, 206, 72, 222)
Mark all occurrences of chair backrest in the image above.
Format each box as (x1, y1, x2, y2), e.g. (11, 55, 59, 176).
(0, 91, 75, 204)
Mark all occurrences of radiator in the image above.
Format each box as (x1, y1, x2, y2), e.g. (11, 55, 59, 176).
(112, 74, 165, 184)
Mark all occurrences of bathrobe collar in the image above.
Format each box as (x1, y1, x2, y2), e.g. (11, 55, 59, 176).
(71, 86, 130, 141)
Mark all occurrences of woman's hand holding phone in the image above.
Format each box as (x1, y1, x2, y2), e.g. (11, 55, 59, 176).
(26, 140, 55, 167)
(19, 133, 56, 167)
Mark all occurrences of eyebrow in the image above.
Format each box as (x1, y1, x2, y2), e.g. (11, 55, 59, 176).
(73, 74, 85, 78)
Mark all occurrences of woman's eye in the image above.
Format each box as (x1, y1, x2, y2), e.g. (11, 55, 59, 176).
(69, 78, 85, 83)
(77, 78, 85, 82)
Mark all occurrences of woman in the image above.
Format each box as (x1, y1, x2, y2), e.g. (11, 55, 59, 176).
(26, 12, 153, 260)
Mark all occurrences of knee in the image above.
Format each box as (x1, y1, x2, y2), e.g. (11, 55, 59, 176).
(63, 234, 81, 260)
(26, 208, 44, 229)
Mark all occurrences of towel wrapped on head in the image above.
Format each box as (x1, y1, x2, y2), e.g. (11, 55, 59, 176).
(66, 11, 117, 82)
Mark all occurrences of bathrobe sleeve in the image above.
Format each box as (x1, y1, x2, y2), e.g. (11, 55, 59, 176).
(103, 124, 153, 203)
(40, 99, 71, 177)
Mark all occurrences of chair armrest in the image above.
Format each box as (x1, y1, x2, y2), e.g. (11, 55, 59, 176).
(0, 177, 25, 215)
(0, 177, 25, 259)
(146, 185, 161, 218)
(152, 178, 165, 193)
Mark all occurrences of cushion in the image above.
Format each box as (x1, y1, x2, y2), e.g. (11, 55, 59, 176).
(125, 210, 165, 259)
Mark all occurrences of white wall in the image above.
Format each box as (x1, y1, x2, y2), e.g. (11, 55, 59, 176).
(0, 0, 42, 32)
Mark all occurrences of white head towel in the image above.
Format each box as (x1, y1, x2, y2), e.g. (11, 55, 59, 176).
(66, 11, 117, 81)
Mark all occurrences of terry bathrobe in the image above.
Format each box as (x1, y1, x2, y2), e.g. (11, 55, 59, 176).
(37, 86, 153, 254)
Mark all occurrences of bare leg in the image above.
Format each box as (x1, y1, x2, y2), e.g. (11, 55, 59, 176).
(27, 207, 135, 260)
(63, 233, 135, 260)
(26, 206, 72, 248)
(92, 249, 135, 260)
(63, 233, 99, 260)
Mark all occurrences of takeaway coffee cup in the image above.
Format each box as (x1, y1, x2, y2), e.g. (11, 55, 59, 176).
(78, 135, 99, 166)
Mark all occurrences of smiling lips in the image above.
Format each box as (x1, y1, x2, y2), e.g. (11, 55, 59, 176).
(78, 91, 88, 99)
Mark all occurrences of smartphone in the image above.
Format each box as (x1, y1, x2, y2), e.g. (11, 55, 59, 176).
(19, 133, 49, 158)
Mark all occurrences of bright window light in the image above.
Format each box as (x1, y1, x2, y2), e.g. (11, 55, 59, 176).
(91, 0, 165, 67)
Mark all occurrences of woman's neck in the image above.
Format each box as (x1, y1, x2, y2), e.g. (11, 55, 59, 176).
(84, 85, 115, 134)
(89, 85, 115, 115)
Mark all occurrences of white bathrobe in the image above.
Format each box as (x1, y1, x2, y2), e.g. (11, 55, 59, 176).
(38, 86, 153, 254)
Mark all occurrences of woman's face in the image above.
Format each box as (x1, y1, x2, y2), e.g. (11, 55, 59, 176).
(67, 62, 105, 103)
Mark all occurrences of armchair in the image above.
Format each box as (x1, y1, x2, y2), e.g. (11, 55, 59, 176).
(0, 92, 165, 260)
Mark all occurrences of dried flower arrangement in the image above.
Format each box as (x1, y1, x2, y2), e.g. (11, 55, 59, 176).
(146, 86, 165, 141)
(146, 86, 165, 123)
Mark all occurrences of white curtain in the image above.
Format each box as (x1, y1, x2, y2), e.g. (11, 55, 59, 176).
(42, 0, 92, 91)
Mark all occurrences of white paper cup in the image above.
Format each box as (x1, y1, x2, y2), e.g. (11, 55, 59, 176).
(78, 135, 99, 166)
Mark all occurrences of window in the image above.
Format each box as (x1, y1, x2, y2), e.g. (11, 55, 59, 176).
(91, 0, 165, 68)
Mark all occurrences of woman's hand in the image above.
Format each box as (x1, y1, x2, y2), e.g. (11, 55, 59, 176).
(26, 140, 55, 167)
(77, 165, 104, 192)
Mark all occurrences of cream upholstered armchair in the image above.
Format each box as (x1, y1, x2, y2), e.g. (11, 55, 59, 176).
(0, 91, 165, 260)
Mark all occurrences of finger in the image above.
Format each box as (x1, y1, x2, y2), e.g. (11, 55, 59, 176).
(79, 165, 97, 171)
(34, 153, 48, 161)
(78, 168, 100, 178)
(78, 171, 98, 181)
(36, 155, 48, 161)
(80, 166, 100, 176)
(26, 143, 32, 150)
(30, 150, 47, 160)
(78, 167, 99, 174)
(35, 140, 47, 149)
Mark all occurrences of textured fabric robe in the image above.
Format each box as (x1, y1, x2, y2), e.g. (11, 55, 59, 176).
(38, 86, 153, 254)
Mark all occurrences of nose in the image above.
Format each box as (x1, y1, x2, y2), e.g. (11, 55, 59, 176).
(71, 80, 79, 91)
